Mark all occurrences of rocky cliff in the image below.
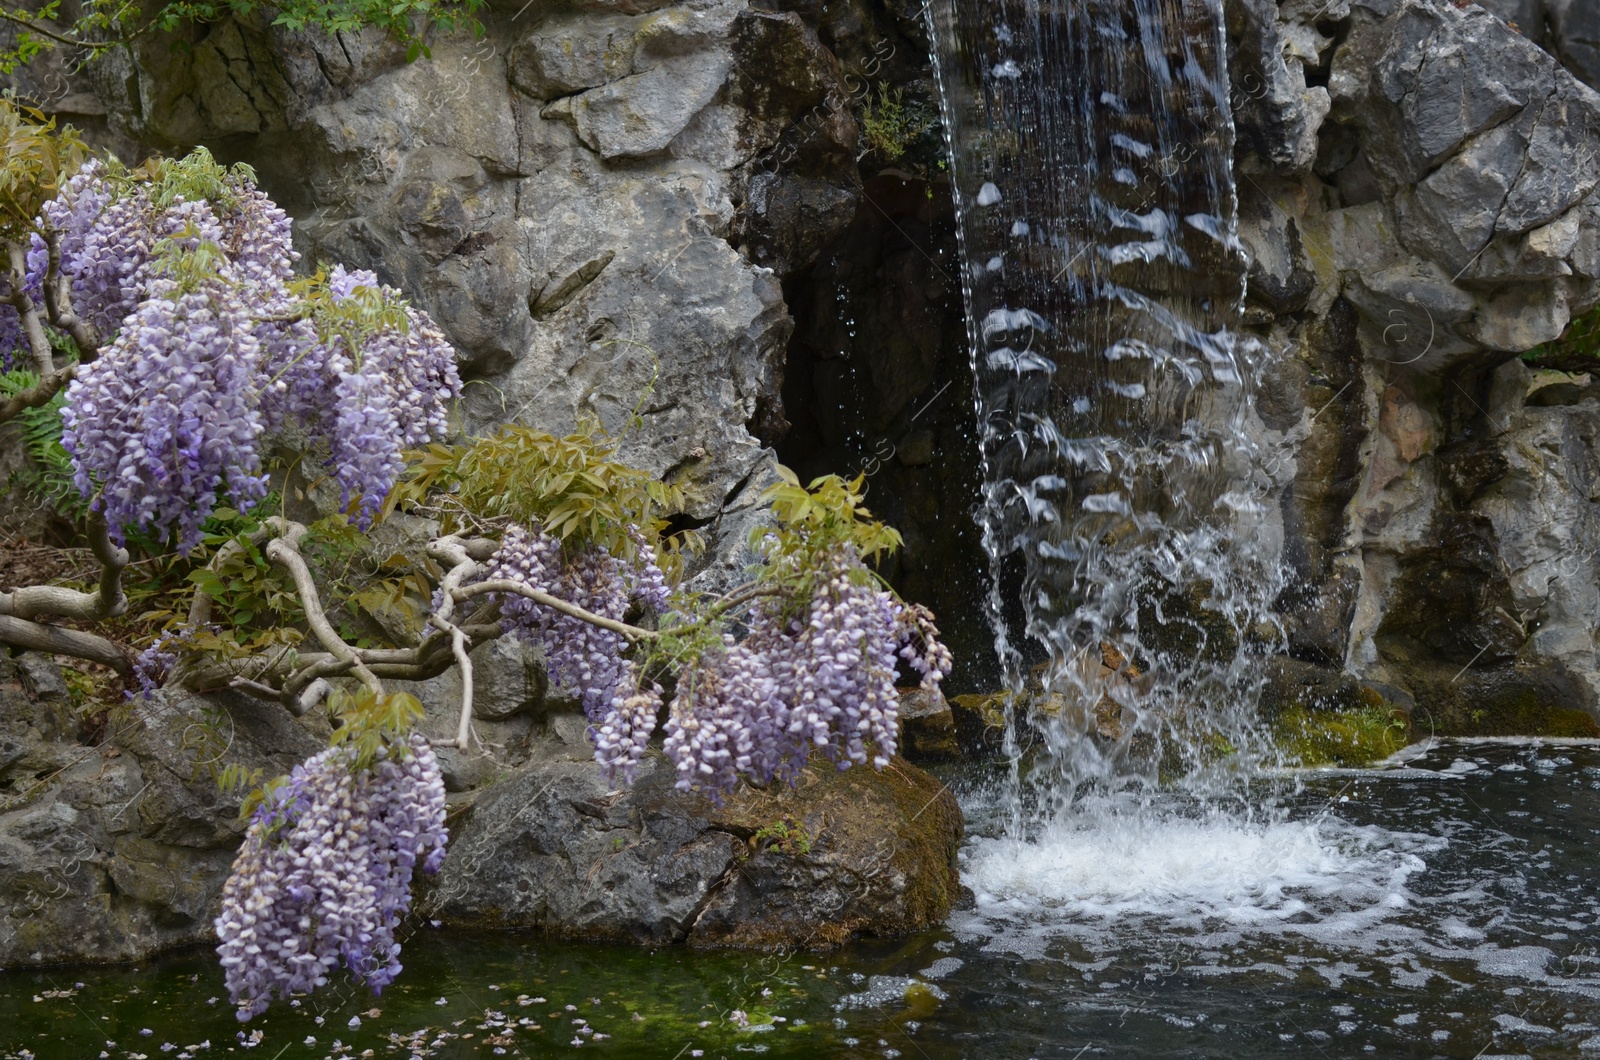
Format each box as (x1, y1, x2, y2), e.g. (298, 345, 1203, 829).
(1229, 0, 1600, 734)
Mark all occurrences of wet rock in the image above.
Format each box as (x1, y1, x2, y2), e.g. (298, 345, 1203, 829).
(946, 693, 1008, 755)
(1259, 656, 1380, 717)
(422, 752, 963, 949)
(691, 757, 962, 949)
(896, 687, 961, 762)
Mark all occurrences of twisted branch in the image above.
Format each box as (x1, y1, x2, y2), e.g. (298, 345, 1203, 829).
(0, 513, 128, 622)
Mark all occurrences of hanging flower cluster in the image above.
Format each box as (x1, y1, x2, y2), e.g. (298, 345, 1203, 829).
(21, 152, 462, 551)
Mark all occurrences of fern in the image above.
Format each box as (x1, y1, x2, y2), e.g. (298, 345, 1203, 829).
(0, 367, 87, 519)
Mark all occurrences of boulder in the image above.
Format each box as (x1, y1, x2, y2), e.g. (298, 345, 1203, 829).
(896, 687, 961, 762)
(0, 665, 326, 968)
(422, 751, 963, 950)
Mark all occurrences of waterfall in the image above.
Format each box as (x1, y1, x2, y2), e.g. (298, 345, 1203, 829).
(926, 0, 1287, 817)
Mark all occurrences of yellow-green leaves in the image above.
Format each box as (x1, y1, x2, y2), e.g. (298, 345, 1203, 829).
(757, 467, 904, 564)
(0, 99, 86, 242)
(328, 687, 425, 771)
(395, 420, 690, 571)
(289, 266, 413, 365)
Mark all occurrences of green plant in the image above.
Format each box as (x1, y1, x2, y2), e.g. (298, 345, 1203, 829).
(0, 366, 87, 517)
(1522, 303, 1600, 367)
(0, 0, 482, 72)
(858, 86, 933, 162)
(393, 420, 693, 572)
(750, 814, 816, 856)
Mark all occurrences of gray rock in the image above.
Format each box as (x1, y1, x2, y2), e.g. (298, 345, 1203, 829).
(1474, 0, 1546, 41)
(0, 673, 327, 968)
(423, 750, 963, 949)
(509, 13, 643, 98)
(1549, 0, 1600, 90)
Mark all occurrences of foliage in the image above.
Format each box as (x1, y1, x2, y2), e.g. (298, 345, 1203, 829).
(20, 139, 462, 549)
(327, 686, 427, 768)
(750, 813, 816, 856)
(0, 101, 85, 240)
(0, 0, 483, 72)
(747, 468, 903, 622)
(858, 86, 934, 162)
(0, 100, 955, 1024)
(0, 365, 84, 515)
(1522, 303, 1600, 367)
(395, 420, 691, 568)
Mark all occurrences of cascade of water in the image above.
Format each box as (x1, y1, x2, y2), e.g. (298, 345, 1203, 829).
(926, 0, 1287, 822)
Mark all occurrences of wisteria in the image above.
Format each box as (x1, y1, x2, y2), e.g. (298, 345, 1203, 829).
(23, 153, 463, 546)
(480, 521, 952, 798)
(215, 732, 448, 1022)
(60, 275, 269, 550)
(591, 661, 664, 785)
(483, 522, 666, 719)
(656, 545, 949, 800)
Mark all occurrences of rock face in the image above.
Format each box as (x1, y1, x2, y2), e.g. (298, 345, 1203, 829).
(0, 649, 962, 967)
(1231, 0, 1600, 734)
(422, 742, 963, 949)
(0, 658, 327, 967)
(1548, 0, 1600, 90)
(54, 0, 869, 524)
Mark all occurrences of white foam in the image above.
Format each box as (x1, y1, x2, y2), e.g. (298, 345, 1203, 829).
(959, 809, 1435, 938)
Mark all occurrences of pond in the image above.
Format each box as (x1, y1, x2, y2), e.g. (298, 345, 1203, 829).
(3, 738, 1598, 1059)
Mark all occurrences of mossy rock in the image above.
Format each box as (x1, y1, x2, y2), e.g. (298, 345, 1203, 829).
(694, 756, 964, 950)
(1272, 704, 1411, 767)
(426, 751, 963, 952)
(1378, 660, 1600, 738)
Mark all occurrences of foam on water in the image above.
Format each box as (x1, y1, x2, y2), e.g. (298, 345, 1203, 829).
(960, 807, 1436, 941)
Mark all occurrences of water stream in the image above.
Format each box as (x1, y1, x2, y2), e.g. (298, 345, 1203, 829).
(925, 0, 1286, 817)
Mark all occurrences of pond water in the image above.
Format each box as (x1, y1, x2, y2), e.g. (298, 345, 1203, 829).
(3, 738, 1599, 1059)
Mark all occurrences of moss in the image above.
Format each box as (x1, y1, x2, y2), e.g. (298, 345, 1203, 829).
(1273, 703, 1411, 767)
(1522, 302, 1600, 370)
(693, 756, 964, 951)
(1392, 663, 1600, 738)
(1438, 686, 1600, 738)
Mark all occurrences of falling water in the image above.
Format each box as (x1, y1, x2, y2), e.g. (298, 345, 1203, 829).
(925, 0, 1287, 819)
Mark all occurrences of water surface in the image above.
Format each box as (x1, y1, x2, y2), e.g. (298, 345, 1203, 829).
(4, 739, 1599, 1059)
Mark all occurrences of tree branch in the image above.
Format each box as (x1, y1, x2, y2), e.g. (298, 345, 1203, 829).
(263, 522, 384, 696)
(0, 9, 155, 50)
(451, 579, 657, 642)
(5, 240, 56, 376)
(0, 514, 128, 622)
(0, 615, 130, 675)
(0, 363, 74, 424)
(39, 230, 98, 356)
(426, 534, 491, 750)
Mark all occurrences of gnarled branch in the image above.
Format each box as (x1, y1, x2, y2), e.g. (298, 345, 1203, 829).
(263, 521, 383, 697)
(0, 514, 128, 622)
(0, 615, 129, 675)
(0, 363, 74, 424)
